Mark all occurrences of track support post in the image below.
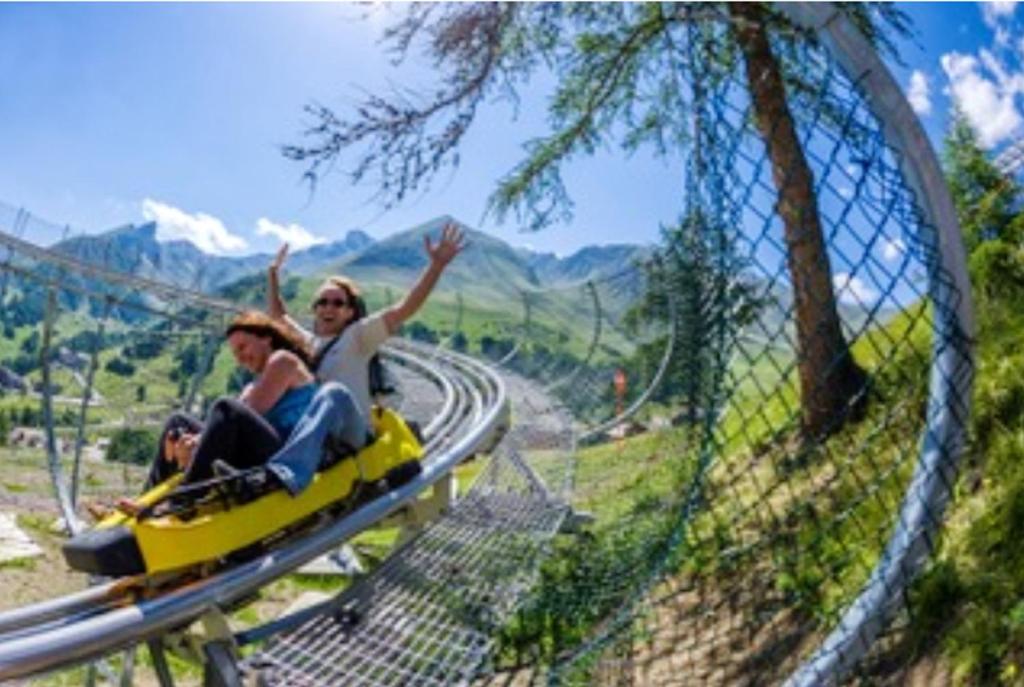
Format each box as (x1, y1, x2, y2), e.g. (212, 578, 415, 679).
(390, 470, 459, 547)
(199, 608, 242, 687)
(147, 639, 176, 687)
(203, 641, 242, 687)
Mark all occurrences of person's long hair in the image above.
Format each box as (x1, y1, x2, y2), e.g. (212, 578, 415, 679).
(225, 310, 313, 369)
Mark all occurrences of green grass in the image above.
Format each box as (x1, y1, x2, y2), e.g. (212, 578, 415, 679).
(0, 556, 36, 571)
(16, 512, 55, 534)
(904, 295, 1024, 684)
(29, 646, 205, 687)
(5, 267, 1003, 683)
(492, 294, 950, 682)
(494, 282, 1024, 686)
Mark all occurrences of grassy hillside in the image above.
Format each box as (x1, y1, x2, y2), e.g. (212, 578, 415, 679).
(491, 285, 1018, 684)
(1, 259, 1009, 684)
(906, 294, 1024, 684)
(269, 257, 636, 365)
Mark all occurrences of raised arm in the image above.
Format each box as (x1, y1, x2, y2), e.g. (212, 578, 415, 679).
(267, 243, 290, 320)
(383, 223, 466, 334)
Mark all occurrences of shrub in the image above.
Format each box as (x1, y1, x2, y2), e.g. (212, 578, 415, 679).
(124, 338, 164, 360)
(106, 427, 159, 465)
(405, 321, 438, 344)
(105, 357, 136, 377)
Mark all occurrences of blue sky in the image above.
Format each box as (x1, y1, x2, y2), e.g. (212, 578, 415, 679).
(0, 3, 1019, 260)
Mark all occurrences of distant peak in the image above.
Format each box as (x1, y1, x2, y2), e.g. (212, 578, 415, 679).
(343, 228, 374, 246)
(408, 214, 467, 235)
(108, 221, 158, 241)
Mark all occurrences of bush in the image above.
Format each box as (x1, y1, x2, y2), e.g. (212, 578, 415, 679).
(226, 366, 252, 395)
(405, 321, 438, 344)
(480, 335, 514, 359)
(106, 427, 159, 465)
(124, 337, 164, 360)
(60, 330, 110, 352)
(171, 343, 201, 382)
(8, 353, 38, 376)
(19, 406, 40, 427)
(19, 330, 40, 354)
(105, 357, 136, 377)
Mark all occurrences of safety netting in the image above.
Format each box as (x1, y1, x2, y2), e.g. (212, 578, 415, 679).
(462, 8, 973, 687)
(0, 203, 241, 537)
(0, 5, 974, 685)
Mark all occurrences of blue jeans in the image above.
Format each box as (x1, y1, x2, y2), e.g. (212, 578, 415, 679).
(265, 382, 371, 495)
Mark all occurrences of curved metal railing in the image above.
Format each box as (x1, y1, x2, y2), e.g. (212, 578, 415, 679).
(0, 340, 508, 680)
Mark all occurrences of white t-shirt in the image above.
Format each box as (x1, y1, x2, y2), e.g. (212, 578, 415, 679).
(287, 312, 391, 418)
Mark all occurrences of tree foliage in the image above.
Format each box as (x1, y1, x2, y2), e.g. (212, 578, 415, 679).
(123, 336, 165, 360)
(285, 2, 913, 436)
(106, 427, 160, 465)
(942, 110, 1024, 304)
(624, 211, 761, 417)
(286, 3, 907, 228)
(944, 111, 1024, 249)
(904, 100, 1024, 685)
(104, 357, 136, 377)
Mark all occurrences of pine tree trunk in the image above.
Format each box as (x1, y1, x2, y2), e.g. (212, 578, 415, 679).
(731, 3, 868, 438)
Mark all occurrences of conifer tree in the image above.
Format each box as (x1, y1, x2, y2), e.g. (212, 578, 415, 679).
(284, 3, 909, 436)
(942, 110, 1024, 304)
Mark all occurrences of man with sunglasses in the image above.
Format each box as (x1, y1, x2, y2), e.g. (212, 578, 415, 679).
(262, 222, 465, 494)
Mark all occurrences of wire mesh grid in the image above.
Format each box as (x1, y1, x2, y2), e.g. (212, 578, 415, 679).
(235, 34, 974, 678)
(0, 7, 974, 684)
(243, 258, 676, 685)
(246, 457, 570, 686)
(243, 301, 589, 682)
(512, 15, 974, 687)
(0, 206, 235, 530)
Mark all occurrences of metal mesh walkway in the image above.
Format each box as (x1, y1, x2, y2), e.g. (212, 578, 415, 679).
(0, 5, 981, 684)
(244, 371, 575, 686)
(249, 488, 565, 686)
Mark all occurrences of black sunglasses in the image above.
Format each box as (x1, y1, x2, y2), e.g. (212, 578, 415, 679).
(314, 297, 350, 309)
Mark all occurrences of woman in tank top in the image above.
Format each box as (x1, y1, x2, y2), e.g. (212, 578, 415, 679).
(122, 311, 318, 513)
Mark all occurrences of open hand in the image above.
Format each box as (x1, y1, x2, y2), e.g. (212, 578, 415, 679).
(424, 223, 466, 269)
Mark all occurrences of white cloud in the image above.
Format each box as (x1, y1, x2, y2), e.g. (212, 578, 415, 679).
(881, 238, 906, 262)
(255, 218, 327, 251)
(907, 70, 932, 116)
(982, 1, 1018, 29)
(833, 272, 878, 305)
(142, 199, 248, 255)
(979, 48, 1024, 90)
(941, 51, 1024, 148)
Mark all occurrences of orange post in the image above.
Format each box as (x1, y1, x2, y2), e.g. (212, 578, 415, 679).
(613, 368, 627, 450)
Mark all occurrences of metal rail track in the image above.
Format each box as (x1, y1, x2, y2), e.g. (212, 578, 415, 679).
(0, 341, 508, 681)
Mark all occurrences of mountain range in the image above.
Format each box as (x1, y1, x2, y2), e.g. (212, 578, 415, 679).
(39, 215, 882, 339)
(47, 215, 654, 301)
(49, 222, 375, 295)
